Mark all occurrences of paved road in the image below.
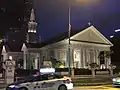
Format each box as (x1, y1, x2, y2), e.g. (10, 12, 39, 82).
(74, 84, 120, 90)
(1, 84, 120, 90)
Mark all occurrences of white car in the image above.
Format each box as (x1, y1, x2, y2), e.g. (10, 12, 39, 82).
(112, 76, 120, 87)
(6, 73, 73, 90)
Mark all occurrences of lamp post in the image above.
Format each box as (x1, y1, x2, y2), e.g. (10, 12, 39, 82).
(67, 0, 99, 77)
(68, 0, 71, 77)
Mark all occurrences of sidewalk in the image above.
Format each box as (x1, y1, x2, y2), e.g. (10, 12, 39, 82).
(73, 75, 113, 86)
(0, 79, 7, 89)
(0, 84, 7, 89)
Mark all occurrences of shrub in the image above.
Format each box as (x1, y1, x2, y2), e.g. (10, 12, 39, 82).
(74, 68, 91, 75)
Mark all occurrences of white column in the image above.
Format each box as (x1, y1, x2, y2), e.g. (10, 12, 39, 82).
(80, 49, 83, 68)
(3, 53, 8, 61)
(35, 59, 38, 69)
(95, 50, 97, 64)
(34, 54, 39, 69)
(2, 53, 8, 69)
(93, 50, 96, 63)
(70, 49, 74, 68)
(23, 51, 27, 69)
(97, 50, 100, 65)
(86, 49, 90, 65)
(106, 57, 111, 68)
(66, 47, 69, 67)
(82, 49, 86, 68)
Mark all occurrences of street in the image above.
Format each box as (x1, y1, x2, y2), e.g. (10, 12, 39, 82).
(1, 84, 120, 90)
(74, 84, 120, 90)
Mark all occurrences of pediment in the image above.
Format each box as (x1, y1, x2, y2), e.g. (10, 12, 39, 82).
(71, 26, 113, 45)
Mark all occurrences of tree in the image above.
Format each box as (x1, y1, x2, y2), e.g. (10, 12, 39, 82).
(89, 63, 99, 78)
(98, 50, 115, 76)
(109, 64, 116, 76)
(50, 57, 64, 68)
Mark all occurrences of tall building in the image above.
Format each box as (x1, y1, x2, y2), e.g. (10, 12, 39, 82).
(5, 0, 34, 50)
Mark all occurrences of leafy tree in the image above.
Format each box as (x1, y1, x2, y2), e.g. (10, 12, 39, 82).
(98, 50, 115, 76)
(89, 63, 99, 78)
(109, 64, 116, 76)
(50, 57, 64, 68)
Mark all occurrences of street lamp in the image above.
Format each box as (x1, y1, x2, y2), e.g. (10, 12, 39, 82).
(68, 0, 71, 77)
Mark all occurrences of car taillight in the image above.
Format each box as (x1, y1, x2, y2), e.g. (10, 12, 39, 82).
(63, 79, 72, 84)
(36, 72, 40, 75)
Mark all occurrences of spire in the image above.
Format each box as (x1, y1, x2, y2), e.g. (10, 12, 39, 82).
(27, 8, 38, 43)
(1, 45, 7, 55)
(30, 8, 35, 21)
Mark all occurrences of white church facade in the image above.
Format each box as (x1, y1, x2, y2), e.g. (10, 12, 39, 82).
(38, 26, 113, 69)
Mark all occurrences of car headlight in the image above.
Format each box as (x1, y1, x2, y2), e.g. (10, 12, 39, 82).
(9, 85, 19, 88)
(112, 78, 116, 82)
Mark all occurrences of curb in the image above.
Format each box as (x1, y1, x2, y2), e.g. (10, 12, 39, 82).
(0, 84, 7, 89)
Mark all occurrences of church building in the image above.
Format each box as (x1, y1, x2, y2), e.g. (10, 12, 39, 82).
(1, 8, 113, 70)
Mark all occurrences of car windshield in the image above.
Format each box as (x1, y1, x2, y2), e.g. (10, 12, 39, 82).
(16, 73, 64, 83)
(23, 75, 36, 82)
(16, 75, 35, 83)
(54, 73, 63, 78)
(43, 73, 63, 79)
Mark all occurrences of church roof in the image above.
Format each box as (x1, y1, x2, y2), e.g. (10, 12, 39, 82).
(40, 25, 113, 47)
(0, 42, 23, 52)
(39, 25, 91, 47)
(25, 43, 41, 48)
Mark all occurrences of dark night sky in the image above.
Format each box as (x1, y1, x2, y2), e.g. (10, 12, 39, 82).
(34, 0, 120, 41)
(0, 0, 120, 42)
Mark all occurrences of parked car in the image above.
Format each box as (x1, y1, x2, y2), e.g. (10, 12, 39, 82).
(112, 75, 120, 87)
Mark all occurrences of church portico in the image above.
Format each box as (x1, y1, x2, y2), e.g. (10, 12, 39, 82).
(72, 45, 111, 69)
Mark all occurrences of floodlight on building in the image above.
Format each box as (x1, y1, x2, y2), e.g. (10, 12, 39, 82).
(33, 30, 36, 33)
(115, 29, 120, 32)
(110, 35, 114, 38)
(9, 56, 13, 60)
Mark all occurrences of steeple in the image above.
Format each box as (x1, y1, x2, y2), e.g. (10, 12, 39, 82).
(28, 8, 37, 33)
(30, 8, 35, 22)
(27, 8, 37, 43)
